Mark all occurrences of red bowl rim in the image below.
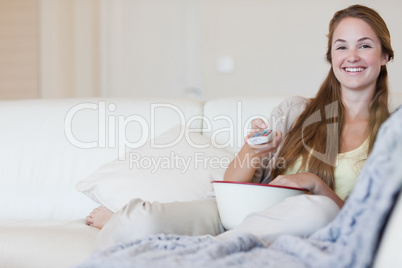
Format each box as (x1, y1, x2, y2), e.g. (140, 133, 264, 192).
(211, 180, 308, 192)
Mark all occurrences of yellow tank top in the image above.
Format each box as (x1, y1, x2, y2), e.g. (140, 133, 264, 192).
(283, 139, 369, 200)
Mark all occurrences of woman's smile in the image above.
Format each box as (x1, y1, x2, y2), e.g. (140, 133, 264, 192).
(342, 67, 366, 73)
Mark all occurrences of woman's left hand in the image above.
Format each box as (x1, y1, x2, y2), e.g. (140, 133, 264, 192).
(269, 173, 345, 208)
(269, 173, 324, 194)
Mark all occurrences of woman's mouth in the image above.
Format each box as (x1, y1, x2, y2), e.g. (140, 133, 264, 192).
(343, 67, 366, 73)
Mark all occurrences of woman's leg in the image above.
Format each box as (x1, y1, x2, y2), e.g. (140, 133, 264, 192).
(216, 194, 340, 243)
(94, 197, 224, 251)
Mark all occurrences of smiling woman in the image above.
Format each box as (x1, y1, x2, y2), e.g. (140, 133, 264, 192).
(330, 17, 390, 154)
(223, 4, 394, 231)
(331, 17, 389, 95)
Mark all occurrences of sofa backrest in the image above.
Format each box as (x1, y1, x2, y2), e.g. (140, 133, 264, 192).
(0, 98, 204, 221)
(389, 92, 402, 111)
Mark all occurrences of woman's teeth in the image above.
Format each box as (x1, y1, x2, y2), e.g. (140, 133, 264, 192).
(344, 67, 365, 72)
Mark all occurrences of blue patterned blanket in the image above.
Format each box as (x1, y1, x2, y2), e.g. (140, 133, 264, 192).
(76, 107, 402, 268)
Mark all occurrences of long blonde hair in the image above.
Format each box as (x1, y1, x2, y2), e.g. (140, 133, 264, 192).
(271, 5, 394, 189)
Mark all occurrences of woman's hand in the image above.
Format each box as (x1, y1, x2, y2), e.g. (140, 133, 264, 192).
(269, 173, 345, 208)
(269, 173, 324, 193)
(223, 118, 282, 183)
(245, 118, 283, 159)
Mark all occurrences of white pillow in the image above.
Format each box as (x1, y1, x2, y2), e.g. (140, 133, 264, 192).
(76, 126, 234, 212)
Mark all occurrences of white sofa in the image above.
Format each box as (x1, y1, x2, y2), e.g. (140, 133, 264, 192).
(1, 94, 402, 268)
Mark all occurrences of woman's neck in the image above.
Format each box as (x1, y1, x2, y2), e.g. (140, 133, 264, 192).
(339, 87, 373, 153)
(341, 88, 373, 121)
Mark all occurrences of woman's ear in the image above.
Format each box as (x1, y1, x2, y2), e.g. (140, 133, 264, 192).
(382, 53, 390, 66)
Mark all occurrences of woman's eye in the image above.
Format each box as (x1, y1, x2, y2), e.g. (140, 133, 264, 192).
(336, 46, 347, 50)
(360, 44, 371, 49)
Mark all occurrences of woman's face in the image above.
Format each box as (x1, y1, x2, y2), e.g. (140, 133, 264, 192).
(331, 17, 388, 94)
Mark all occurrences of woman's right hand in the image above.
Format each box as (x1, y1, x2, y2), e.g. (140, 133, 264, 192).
(245, 118, 283, 159)
(223, 118, 283, 182)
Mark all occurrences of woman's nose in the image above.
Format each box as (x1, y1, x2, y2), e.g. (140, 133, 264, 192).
(347, 49, 360, 62)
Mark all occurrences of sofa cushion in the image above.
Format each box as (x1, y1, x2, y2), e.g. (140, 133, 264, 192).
(373, 189, 402, 267)
(76, 126, 235, 212)
(0, 219, 99, 268)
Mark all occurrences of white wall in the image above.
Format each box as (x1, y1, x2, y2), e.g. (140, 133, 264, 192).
(201, 0, 402, 99)
(99, 0, 192, 98)
(39, 0, 402, 100)
(40, 0, 100, 98)
(0, 0, 39, 99)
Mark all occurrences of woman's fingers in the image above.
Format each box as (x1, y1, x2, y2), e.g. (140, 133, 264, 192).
(250, 118, 267, 130)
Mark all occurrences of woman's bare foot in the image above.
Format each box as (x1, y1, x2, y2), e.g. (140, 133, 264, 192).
(86, 206, 114, 229)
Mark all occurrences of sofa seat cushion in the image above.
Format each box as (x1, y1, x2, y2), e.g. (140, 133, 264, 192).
(0, 219, 98, 268)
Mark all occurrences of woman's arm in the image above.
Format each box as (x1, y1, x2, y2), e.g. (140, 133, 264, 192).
(223, 145, 261, 183)
(269, 173, 345, 208)
(224, 96, 308, 183)
(224, 119, 283, 182)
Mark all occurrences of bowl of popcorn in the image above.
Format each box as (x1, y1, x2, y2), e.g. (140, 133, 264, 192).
(212, 181, 307, 230)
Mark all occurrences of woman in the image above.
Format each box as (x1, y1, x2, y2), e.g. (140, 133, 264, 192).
(87, 4, 394, 248)
(218, 4, 393, 239)
(225, 4, 393, 208)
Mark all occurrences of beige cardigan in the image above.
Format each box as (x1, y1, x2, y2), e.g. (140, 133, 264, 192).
(252, 96, 309, 184)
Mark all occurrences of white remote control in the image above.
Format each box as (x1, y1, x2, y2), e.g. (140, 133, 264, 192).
(247, 129, 277, 145)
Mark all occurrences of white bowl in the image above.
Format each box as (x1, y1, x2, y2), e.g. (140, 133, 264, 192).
(212, 181, 307, 230)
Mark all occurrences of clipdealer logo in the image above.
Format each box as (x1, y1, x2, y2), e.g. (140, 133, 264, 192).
(301, 101, 339, 165)
(63, 101, 287, 160)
